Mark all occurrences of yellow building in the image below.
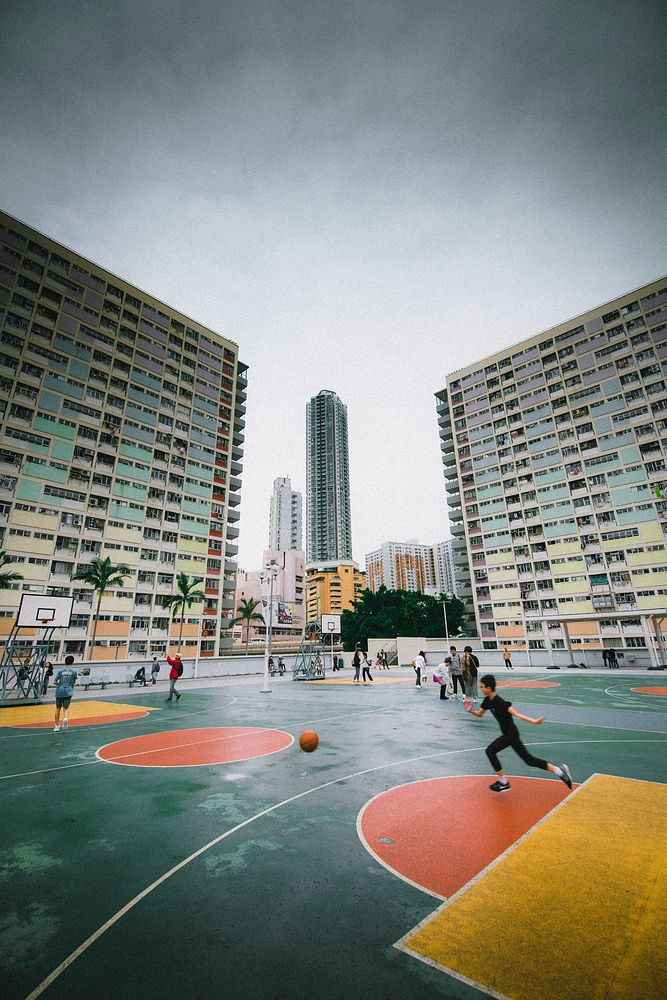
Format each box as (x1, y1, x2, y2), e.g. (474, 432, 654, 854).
(304, 561, 366, 623)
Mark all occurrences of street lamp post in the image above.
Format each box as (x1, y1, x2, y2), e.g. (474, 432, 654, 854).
(442, 592, 453, 645)
(260, 560, 279, 694)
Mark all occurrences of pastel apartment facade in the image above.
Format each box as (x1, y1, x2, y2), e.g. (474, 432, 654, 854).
(436, 277, 667, 658)
(0, 212, 247, 660)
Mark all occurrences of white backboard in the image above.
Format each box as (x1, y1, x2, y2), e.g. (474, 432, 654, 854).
(321, 614, 341, 634)
(16, 594, 74, 628)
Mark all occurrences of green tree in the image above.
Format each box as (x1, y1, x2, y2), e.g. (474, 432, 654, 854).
(228, 597, 265, 654)
(162, 572, 205, 650)
(0, 550, 23, 588)
(71, 556, 131, 659)
(341, 586, 466, 651)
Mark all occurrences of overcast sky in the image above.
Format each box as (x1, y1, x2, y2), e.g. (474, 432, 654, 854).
(2, 0, 665, 570)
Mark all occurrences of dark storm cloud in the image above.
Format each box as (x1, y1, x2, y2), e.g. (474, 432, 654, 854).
(1, 1, 666, 565)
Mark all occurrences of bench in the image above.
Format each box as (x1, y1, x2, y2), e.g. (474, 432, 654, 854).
(81, 672, 111, 691)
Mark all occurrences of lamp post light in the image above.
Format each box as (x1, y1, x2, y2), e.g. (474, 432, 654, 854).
(442, 592, 454, 645)
(259, 559, 279, 694)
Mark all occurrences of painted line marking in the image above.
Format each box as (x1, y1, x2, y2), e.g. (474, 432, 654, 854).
(23, 740, 667, 999)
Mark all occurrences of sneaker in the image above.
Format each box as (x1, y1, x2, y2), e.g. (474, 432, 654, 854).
(489, 780, 510, 792)
(558, 764, 573, 789)
(53, 725, 60, 732)
(62, 719, 68, 729)
(176, 693, 181, 701)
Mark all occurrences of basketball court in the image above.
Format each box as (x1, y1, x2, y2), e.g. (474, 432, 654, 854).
(1, 669, 665, 999)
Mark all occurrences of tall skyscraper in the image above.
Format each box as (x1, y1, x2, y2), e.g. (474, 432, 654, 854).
(0, 211, 247, 659)
(268, 476, 302, 550)
(306, 389, 352, 564)
(436, 276, 667, 662)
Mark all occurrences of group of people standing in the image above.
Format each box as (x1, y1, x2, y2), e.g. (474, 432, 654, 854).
(351, 645, 374, 682)
(413, 645, 479, 701)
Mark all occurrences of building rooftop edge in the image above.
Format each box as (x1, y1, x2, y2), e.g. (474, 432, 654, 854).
(439, 273, 667, 387)
(1, 208, 241, 352)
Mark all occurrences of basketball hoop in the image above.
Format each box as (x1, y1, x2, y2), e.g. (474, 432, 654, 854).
(40, 619, 54, 627)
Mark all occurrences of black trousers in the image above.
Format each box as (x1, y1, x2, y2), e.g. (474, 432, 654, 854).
(415, 667, 421, 686)
(452, 675, 466, 696)
(486, 732, 549, 773)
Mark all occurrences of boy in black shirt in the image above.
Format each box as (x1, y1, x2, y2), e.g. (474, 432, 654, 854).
(464, 674, 573, 793)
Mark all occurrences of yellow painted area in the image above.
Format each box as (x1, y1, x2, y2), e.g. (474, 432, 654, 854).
(554, 579, 588, 595)
(546, 539, 581, 555)
(105, 525, 143, 543)
(637, 594, 667, 610)
(639, 522, 662, 543)
(403, 775, 667, 1000)
(487, 568, 518, 583)
(9, 508, 59, 530)
(102, 546, 139, 566)
(627, 548, 665, 567)
(0, 701, 160, 727)
(558, 598, 594, 614)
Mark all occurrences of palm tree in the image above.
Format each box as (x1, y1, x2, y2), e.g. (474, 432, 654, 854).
(162, 572, 205, 650)
(0, 550, 23, 588)
(71, 557, 131, 659)
(229, 597, 264, 654)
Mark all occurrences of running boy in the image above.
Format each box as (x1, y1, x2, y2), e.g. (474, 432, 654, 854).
(464, 674, 572, 793)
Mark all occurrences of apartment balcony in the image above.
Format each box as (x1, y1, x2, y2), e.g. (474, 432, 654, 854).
(227, 508, 240, 523)
(227, 525, 239, 539)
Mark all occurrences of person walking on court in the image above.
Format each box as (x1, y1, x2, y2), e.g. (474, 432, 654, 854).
(53, 655, 77, 732)
(413, 650, 426, 687)
(502, 646, 513, 670)
(362, 652, 373, 683)
(448, 646, 465, 699)
(464, 674, 573, 793)
(352, 646, 362, 683)
(166, 652, 183, 701)
(150, 656, 160, 684)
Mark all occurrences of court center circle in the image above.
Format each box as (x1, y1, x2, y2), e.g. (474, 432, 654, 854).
(97, 727, 294, 767)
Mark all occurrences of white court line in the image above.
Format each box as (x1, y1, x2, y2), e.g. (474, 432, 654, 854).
(0, 705, 393, 780)
(0, 696, 240, 741)
(24, 737, 667, 1000)
(97, 728, 294, 768)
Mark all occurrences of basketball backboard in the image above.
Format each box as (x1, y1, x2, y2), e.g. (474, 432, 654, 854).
(321, 614, 341, 634)
(16, 594, 74, 628)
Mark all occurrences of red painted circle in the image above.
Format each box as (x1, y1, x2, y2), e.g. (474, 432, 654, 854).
(20, 710, 149, 729)
(630, 686, 667, 696)
(97, 727, 294, 767)
(359, 775, 573, 899)
(496, 680, 560, 688)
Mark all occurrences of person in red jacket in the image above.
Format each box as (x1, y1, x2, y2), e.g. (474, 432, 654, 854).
(166, 653, 183, 702)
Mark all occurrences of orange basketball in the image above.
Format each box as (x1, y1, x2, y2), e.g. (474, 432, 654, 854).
(299, 730, 319, 753)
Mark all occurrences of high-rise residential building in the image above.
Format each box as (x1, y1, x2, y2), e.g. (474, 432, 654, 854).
(436, 276, 667, 660)
(0, 211, 247, 660)
(365, 539, 456, 596)
(304, 560, 366, 623)
(268, 476, 302, 550)
(365, 540, 435, 592)
(432, 539, 456, 595)
(306, 389, 352, 564)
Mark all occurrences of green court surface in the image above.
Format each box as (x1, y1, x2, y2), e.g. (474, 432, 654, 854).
(1, 671, 665, 1000)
